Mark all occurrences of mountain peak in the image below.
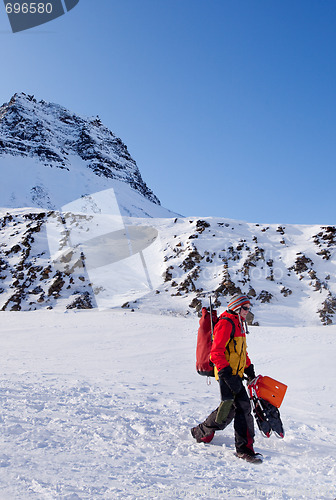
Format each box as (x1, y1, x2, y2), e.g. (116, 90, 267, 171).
(0, 93, 169, 216)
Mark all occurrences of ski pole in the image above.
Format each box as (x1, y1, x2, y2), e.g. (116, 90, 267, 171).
(209, 296, 214, 341)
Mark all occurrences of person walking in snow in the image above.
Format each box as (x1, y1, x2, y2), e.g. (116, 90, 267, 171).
(191, 293, 262, 463)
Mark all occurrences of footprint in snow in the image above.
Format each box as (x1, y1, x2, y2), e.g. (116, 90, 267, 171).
(0, 454, 10, 467)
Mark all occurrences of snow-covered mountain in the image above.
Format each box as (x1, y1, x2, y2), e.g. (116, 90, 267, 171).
(0, 92, 176, 218)
(0, 208, 336, 325)
(0, 93, 335, 325)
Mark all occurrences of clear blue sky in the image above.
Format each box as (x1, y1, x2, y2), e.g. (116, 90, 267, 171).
(1, 0, 335, 224)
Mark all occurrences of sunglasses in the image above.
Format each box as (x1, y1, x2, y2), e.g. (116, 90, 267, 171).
(241, 305, 250, 311)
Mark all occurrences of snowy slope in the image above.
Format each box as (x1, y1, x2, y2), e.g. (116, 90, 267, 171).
(0, 310, 335, 499)
(1, 209, 335, 326)
(133, 216, 336, 326)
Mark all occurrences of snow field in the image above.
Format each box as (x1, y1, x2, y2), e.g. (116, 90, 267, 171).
(0, 310, 335, 499)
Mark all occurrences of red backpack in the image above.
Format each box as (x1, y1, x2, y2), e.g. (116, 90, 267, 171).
(196, 304, 236, 377)
(196, 307, 218, 377)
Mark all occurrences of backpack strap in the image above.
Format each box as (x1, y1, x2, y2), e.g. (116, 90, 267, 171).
(218, 316, 235, 340)
(218, 316, 236, 352)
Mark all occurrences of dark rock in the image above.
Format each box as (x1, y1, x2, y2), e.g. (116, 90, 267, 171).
(66, 292, 93, 310)
(257, 290, 273, 303)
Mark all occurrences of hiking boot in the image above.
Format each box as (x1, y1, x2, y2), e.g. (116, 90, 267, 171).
(235, 450, 263, 464)
(191, 427, 215, 443)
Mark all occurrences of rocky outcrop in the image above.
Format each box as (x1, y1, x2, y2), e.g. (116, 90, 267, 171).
(318, 293, 336, 325)
(0, 211, 94, 311)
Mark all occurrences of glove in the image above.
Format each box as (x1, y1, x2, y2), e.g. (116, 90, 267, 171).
(218, 366, 243, 396)
(244, 364, 256, 384)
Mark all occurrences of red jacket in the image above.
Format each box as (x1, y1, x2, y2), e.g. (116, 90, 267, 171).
(210, 310, 252, 378)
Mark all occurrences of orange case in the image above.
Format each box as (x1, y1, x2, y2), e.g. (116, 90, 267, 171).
(253, 376, 287, 408)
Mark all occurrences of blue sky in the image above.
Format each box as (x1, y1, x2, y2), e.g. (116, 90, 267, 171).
(0, 0, 335, 224)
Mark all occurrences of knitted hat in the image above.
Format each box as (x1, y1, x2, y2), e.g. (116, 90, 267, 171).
(227, 293, 250, 312)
